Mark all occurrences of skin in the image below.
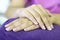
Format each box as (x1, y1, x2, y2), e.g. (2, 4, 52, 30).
(52, 14, 60, 26)
(5, 18, 39, 32)
(5, 14, 60, 32)
(5, 0, 60, 32)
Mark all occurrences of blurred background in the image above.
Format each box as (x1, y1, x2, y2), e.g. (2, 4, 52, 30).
(0, 0, 10, 25)
(0, 0, 10, 14)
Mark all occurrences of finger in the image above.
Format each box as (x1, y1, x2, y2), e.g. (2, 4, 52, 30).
(21, 9, 38, 25)
(26, 5, 46, 30)
(5, 19, 19, 28)
(46, 10, 53, 29)
(5, 18, 29, 31)
(37, 5, 52, 16)
(24, 25, 39, 31)
(6, 25, 15, 31)
(16, 18, 31, 25)
(5, 18, 27, 28)
(38, 5, 53, 29)
(47, 18, 53, 29)
(5, 19, 19, 31)
(5, 22, 13, 28)
(37, 5, 53, 29)
(45, 9, 52, 17)
(32, 5, 52, 30)
(5, 20, 21, 31)
(13, 21, 33, 32)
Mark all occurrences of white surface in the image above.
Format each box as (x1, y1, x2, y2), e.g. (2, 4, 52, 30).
(0, 0, 10, 14)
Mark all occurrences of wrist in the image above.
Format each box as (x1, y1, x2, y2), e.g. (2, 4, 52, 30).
(52, 14, 60, 25)
(51, 14, 56, 23)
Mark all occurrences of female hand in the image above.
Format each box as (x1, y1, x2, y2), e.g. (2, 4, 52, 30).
(5, 18, 39, 32)
(5, 5, 53, 32)
(17, 5, 53, 30)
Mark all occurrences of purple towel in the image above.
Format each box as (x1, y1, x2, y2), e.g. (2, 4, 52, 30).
(0, 18, 60, 40)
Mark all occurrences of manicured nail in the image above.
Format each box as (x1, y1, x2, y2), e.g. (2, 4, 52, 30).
(24, 28, 30, 31)
(13, 28, 16, 31)
(5, 25, 8, 27)
(6, 28, 10, 31)
(48, 26, 52, 30)
(24, 29, 28, 31)
(42, 26, 46, 30)
(13, 28, 20, 32)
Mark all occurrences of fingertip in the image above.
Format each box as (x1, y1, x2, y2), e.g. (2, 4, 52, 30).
(6, 27, 11, 31)
(41, 26, 46, 30)
(5, 24, 8, 27)
(13, 28, 18, 32)
(6, 28, 9, 31)
(24, 29, 29, 31)
(13, 28, 22, 32)
(47, 26, 52, 31)
(39, 26, 46, 30)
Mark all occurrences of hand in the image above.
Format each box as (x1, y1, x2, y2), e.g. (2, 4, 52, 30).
(5, 18, 39, 32)
(5, 5, 53, 32)
(16, 5, 53, 30)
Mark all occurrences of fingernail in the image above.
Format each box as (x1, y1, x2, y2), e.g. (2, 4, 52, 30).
(40, 26, 46, 30)
(24, 29, 29, 31)
(24, 29, 27, 31)
(42, 26, 46, 30)
(5, 25, 8, 27)
(6, 28, 10, 31)
(13, 28, 16, 31)
(48, 26, 52, 30)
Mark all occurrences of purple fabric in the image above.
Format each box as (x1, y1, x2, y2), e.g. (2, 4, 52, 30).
(0, 18, 60, 40)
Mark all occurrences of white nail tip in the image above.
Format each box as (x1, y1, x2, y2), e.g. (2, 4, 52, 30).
(48, 28, 52, 30)
(13, 29, 16, 31)
(5, 25, 8, 27)
(24, 29, 29, 31)
(6, 28, 10, 31)
(41, 26, 46, 30)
